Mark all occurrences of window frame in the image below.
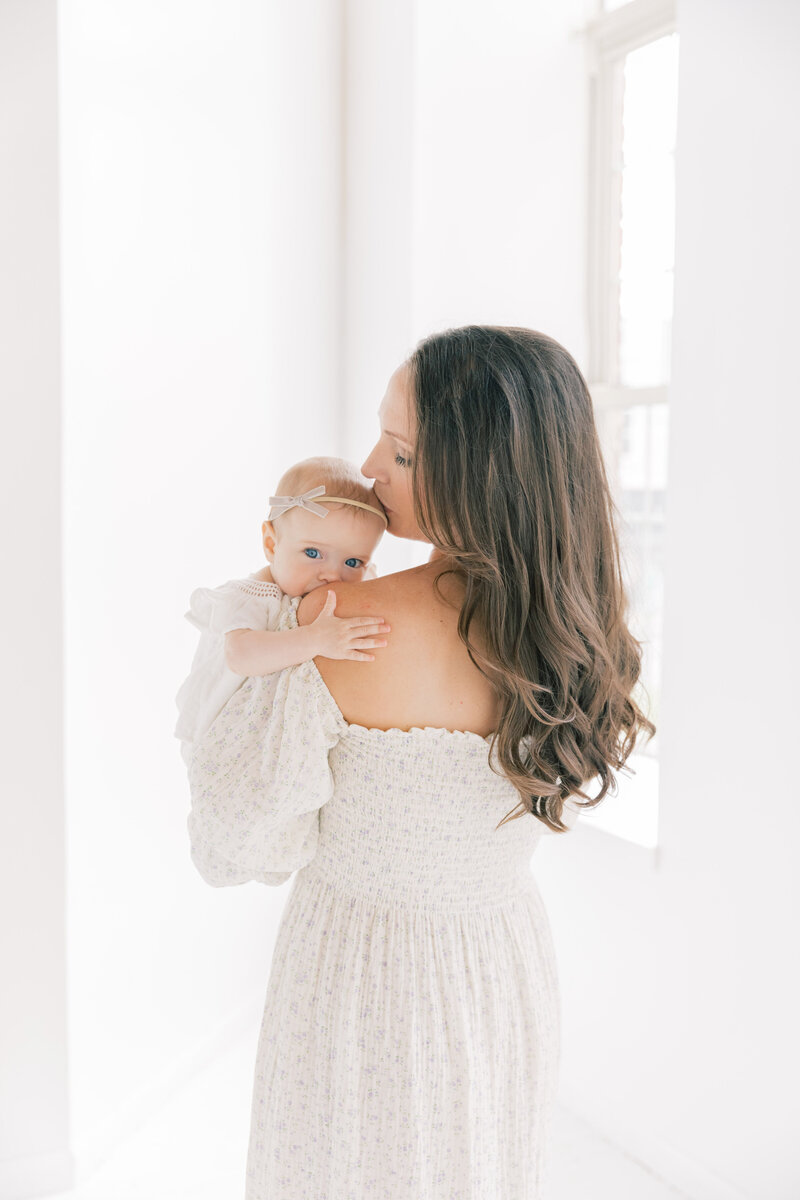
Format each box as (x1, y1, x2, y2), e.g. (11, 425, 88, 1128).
(576, 0, 677, 849)
(586, 0, 677, 405)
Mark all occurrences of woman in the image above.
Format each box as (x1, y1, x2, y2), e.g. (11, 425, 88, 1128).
(187, 325, 655, 1198)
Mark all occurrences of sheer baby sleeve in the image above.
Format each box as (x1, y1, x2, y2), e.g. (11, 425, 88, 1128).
(186, 609, 347, 887)
(184, 576, 284, 639)
(174, 578, 289, 767)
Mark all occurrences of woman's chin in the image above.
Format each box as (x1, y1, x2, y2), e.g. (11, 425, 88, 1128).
(378, 506, 429, 543)
(386, 522, 412, 542)
(385, 512, 411, 538)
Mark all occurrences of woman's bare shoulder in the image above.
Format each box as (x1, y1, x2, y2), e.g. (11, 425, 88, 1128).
(295, 562, 498, 736)
(296, 563, 451, 627)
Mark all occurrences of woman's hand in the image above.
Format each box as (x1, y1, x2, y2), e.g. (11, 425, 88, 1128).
(309, 590, 390, 661)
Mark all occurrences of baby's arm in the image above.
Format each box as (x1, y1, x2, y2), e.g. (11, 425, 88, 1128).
(224, 625, 319, 676)
(224, 590, 390, 676)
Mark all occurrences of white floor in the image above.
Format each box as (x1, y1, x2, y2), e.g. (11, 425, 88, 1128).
(47, 1028, 687, 1200)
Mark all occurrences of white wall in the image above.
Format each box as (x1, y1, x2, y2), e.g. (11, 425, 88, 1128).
(57, 0, 345, 1181)
(0, 3, 72, 1196)
(410, 0, 590, 363)
(534, 1, 800, 1197)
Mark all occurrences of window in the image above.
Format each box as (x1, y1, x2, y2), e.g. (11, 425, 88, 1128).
(583, 0, 678, 847)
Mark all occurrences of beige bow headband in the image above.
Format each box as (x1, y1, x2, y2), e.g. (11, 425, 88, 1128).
(267, 484, 388, 526)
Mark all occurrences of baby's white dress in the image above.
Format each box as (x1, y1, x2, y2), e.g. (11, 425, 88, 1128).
(186, 593, 581, 1199)
(174, 573, 293, 769)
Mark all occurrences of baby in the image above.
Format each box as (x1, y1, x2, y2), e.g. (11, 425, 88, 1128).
(174, 456, 390, 768)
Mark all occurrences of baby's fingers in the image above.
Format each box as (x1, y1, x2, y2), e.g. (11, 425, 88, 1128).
(347, 650, 375, 661)
(348, 617, 390, 633)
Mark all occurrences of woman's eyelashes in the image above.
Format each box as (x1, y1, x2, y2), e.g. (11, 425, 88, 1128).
(394, 452, 410, 467)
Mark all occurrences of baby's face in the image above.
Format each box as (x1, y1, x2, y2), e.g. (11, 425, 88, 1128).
(264, 504, 384, 596)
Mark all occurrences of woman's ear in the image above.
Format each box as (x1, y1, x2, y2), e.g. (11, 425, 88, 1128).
(262, 520, 276, 560)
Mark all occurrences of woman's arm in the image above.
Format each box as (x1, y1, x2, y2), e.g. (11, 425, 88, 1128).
(225, 590, 391, 676)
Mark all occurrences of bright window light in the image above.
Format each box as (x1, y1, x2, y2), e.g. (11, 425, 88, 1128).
(618, 33, 679, 387)
(585, 1, 678, 846)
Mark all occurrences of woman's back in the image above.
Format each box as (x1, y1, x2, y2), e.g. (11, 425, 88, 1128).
(297, 558, 502, 738)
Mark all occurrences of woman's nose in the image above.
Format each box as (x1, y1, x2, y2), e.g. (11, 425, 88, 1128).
(361, 444, 382, 480)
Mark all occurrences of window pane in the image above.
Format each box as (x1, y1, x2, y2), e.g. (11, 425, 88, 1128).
(594, 401, 668, 757)
(617, 33, 679, 387)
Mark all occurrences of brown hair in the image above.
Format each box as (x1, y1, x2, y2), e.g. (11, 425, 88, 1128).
(406, 326, 656, 832)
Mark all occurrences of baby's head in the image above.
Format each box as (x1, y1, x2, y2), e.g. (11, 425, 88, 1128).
(262, 456, 387, 597)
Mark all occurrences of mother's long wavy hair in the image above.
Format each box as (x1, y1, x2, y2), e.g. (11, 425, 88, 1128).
(406, 325, 656, 833)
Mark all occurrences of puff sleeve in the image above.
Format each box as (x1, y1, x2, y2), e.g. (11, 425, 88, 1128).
(183, 577, 282, 639)
(186, 611, 347, 887)
(174, 577, 289, 768)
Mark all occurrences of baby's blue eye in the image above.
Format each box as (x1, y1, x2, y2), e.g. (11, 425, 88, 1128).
(304, 548, 321, 559)
(345, 558, 363, 570)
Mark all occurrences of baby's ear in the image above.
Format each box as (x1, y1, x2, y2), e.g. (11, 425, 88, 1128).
(262, 520, 276, 559)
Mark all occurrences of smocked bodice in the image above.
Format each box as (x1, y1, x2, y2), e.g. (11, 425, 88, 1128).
(300, 723, 543, 912)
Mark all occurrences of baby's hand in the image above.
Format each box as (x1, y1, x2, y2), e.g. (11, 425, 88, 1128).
(310, 590, 390, 662)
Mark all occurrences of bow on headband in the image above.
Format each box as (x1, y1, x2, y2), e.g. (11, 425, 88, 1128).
(267, 484, 389, 525)
(268, 484, 329, 519)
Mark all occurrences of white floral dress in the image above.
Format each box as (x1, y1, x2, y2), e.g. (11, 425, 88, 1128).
(187, 594, 580, 1199)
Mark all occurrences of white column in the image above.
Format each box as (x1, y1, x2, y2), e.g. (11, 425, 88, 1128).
(0, 1, 72, 1196)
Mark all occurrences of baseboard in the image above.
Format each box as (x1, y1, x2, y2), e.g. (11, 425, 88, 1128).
(557, 1096, 751, 1200)
(71, 987, 264, 1187)
(0, 1151, 74, 1200)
